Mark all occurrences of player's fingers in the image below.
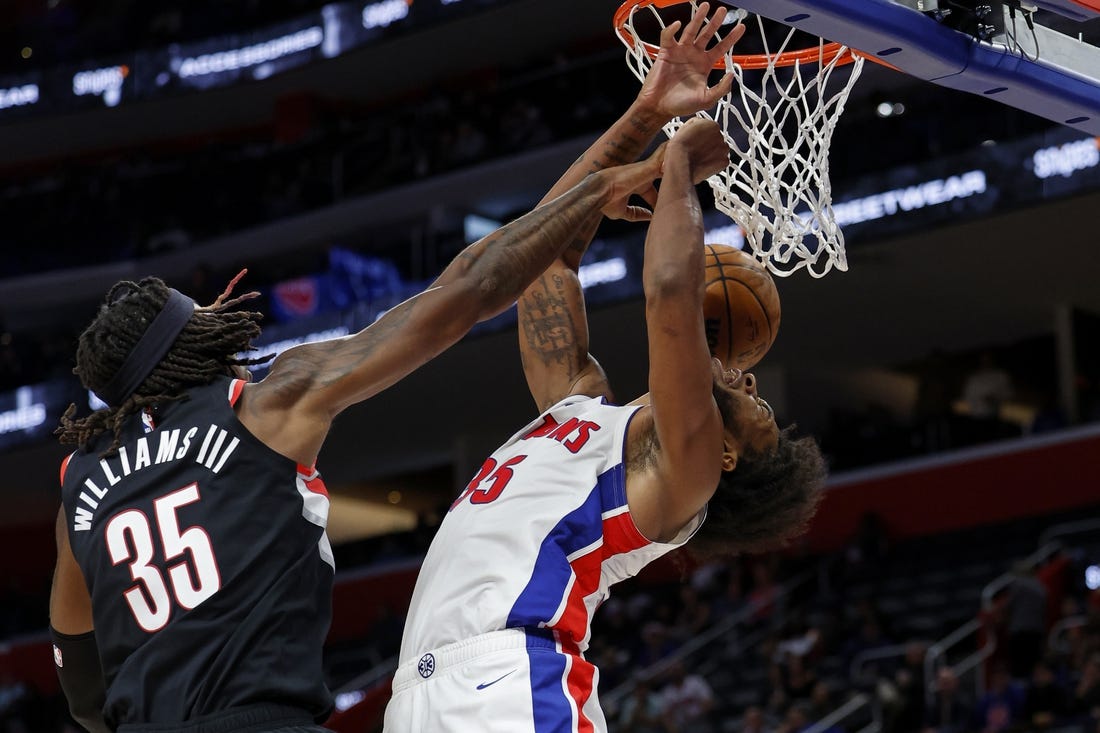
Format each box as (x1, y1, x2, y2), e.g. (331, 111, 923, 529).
(705, 72, 735, 105)
(626, 205, 654, 222)
(659, 20, 683, 47)
(697, 5, 727, 45)
(683, 1, 710, 42)
(711, 22, 746, 58)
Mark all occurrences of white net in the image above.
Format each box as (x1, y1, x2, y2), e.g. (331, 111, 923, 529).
(617, 2, 865, 278)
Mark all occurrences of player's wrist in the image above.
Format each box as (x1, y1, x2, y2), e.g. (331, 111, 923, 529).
(629, 97, 672, 129)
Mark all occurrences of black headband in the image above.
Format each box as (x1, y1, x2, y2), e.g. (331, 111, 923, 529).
(97, 288, 195, 407)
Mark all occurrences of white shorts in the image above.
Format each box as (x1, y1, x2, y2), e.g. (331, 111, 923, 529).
(382, 628, 607, 733)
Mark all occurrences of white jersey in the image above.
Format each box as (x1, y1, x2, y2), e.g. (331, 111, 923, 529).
(399, 395, 703, 665)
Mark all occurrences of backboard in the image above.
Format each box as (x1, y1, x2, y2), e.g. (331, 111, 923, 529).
(720, 0, 1100, 135)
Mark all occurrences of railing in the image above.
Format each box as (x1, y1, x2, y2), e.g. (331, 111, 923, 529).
(922, 618, 984, 707)
(802, 693, 876, 733)
(849, 642, 932, 688)
(1048, 614, 1087, 655)
(1038, 517, 1100, 548)
(979, 542, 1063, 611)
(333, 653, 399, 699)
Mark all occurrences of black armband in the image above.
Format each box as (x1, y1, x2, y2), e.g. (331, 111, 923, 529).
(50, 627, 110, 733)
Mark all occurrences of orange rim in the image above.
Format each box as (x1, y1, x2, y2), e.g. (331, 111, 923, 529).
(613, 0, 895, 70)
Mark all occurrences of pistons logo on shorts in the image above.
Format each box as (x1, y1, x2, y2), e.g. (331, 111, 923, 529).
(417, 653, 436, 679)
(53, 645, 63, 668)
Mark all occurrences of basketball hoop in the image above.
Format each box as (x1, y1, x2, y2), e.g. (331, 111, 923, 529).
(614, 0, 866, 278)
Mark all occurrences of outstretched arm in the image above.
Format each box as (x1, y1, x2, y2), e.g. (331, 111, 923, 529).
(631, 118, 732, 541)
(240, 162, 660, 466)
(518, 2, 743, 411)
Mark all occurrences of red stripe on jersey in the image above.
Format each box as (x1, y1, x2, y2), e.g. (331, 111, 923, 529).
(298, 467, 329, 497)
(557, 549, 603, 643)
(565, 654, 596, 733)
(554, 632, 596, 733)
(228, 379, 246, 406)
(555, 511, 651, 646)
(59, 452, 74, 486)
(601, 511, 650, 555)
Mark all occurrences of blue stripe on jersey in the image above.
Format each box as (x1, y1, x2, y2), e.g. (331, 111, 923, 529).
(505, 465, 627, 629)
(597, 463, 627, 514)
(526, 630, 573, 733)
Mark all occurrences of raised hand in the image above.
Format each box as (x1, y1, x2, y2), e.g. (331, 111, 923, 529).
(667, 117, 729, 182)
(637, 2, 746, 121)
(597, 149, 664, 222)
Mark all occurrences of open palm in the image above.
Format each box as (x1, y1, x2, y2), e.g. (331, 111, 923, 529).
(638, 2, 746, 120)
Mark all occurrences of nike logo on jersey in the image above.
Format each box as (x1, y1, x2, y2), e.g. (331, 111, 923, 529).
(476, 669, 517, 690)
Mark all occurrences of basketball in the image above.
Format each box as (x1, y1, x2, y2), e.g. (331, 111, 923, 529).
(703, 243, 781, 371)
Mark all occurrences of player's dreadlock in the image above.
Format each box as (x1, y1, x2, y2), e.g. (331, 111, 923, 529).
(56, 273, 271, 457)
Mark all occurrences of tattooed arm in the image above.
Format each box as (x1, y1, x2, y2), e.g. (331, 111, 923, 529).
(518, 2, 743, 411)
(238, 165, 659, 467)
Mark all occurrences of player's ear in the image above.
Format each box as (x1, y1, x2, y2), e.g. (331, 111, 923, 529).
(721, 437, 738, 473)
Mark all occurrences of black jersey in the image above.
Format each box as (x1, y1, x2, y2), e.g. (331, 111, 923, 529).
(59, 377, 334, 729)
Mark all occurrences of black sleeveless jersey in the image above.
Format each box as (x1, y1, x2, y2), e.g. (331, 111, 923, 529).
(59, 377, 334, 729)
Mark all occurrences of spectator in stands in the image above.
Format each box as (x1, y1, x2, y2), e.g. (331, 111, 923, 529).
(738, 705, 774, 733)
(972, 664, 1025, 733)
(1004, 562, 1049, 680)
(1072, 653, 1100, 720)
(615, 672, 664, 733)
(588, 636, 631, 693)
(1023, 659, 1069, 730)
(671, 584, 713, 642)
(838, 511, 892, 591)
(748, 560, 780, 624)
(1029, 389, 1068, 434)
(0, 669, 31, 730)
(765, 687, 791, 726)
(881, 641, 928, 733)
(912, 348, 957, 453)
(924, 666, 973, 733)
(808, 680, 835, 721)
(775, 613, 823, 669)
(777, 701, 810, 733)
(711, 560, 749, 620)
(959, 351, 1016, 444)
(658, 659, 716, 733)
(636, 621, 679, 669)
(842, 614, 893, 677)
(779, 652, 820, 702)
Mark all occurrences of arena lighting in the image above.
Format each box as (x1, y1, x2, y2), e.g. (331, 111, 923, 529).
(578, 257, 627, 288)
(72, 65, 129, 107)
(0, 387, 46, 436)
(248, 326, 351, 369)
(703, 222, 746, 249)
(176, 27, 324, 78)
(362, 0, 410, 29)
(1087, 565, 1100, 591)
(463, 213, 501, 243)
(1032, 137, 1100, 179)
(0, 83, 38, 110)
(88, 390, 108, 411)
(831, 169, 988, 226)
(875, 101, 906, 118)
(333, 690, 366, 712)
